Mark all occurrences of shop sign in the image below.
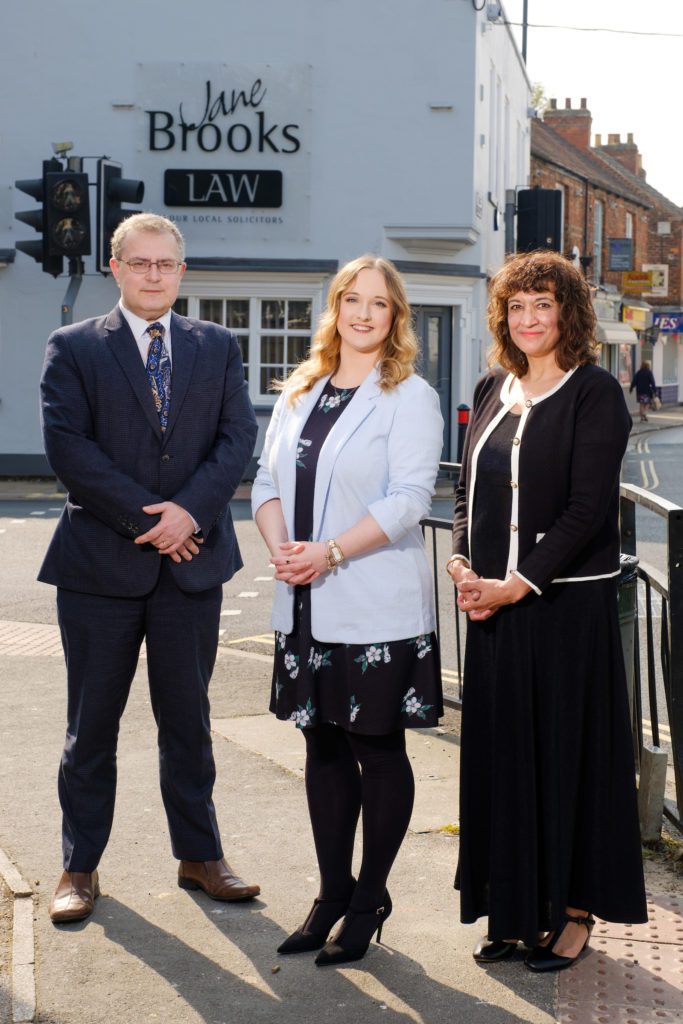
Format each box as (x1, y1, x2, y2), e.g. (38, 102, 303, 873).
(653, 312, 683, 333)
(623, 305, 653, 330)
(164, 169, 282, 207)
(621, 271, 653, 294)
(136, 64, 310, 242)
(608, 238, 633, 271)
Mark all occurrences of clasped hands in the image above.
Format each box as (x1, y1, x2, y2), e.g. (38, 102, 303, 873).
(134, 501, 202, 563)
(450, 563, 530, 621)
(270, 540, 329, 586)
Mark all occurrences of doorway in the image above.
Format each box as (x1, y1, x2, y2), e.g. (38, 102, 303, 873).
(413, 306, 453, 459)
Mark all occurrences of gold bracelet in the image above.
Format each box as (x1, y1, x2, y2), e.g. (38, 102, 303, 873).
(446, 554, 469, 576)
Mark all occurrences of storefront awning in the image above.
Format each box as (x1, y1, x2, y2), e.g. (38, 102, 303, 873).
(596, 320, 639, 345)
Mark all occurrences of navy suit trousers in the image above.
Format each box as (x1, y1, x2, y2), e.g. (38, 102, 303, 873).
(56, 561, 224, 870)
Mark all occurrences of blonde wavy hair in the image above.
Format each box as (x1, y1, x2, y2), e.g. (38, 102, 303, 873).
(276, 255, 418, 404)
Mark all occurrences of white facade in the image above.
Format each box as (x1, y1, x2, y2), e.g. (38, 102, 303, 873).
(0, 0, 530, 473)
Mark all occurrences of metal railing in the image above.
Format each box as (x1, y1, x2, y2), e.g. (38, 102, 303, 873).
(620, 483, 683, 832)
(422, 467, 683, 832)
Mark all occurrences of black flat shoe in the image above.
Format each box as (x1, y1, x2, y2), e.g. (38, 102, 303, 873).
(473, 936, 519, 962)
(525, 913, 595, 973)
(315, 891, 392, 966)
(277, 888, 354, 954)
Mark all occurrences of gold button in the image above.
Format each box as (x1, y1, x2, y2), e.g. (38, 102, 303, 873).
(510, 524, 518, 532)
(512, 437, 521, 446)
(510, 481, 518, 488)
(525, 399, 533, 408)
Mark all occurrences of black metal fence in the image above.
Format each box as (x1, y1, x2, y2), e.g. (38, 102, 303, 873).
(422, 465, 683, 833)
(620, 483, 683, 833)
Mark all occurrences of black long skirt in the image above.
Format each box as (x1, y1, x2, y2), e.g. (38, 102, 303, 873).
(455, 577, 647, 947)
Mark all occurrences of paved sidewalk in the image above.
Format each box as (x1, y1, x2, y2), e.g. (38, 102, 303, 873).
(1, 610, 682, 1022)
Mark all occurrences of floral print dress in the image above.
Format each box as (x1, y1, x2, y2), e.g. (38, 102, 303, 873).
(270, 380, 443, 734)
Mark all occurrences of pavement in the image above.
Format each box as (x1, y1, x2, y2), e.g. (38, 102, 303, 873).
(0, 402, 682, 1024)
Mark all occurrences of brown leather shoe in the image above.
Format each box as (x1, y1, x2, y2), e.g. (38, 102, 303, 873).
(49, 870, 100, 923)
(178, 858, 260, 901)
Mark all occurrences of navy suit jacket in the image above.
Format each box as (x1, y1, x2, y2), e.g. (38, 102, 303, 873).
(39, 306, 257, 596)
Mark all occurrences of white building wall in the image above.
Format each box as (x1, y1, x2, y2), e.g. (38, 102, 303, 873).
(0, 0, 529, 471)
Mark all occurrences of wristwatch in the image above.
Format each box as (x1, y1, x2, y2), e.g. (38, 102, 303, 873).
(326, 539, 346, 571)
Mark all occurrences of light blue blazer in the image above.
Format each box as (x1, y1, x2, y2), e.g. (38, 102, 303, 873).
(251, 367, 444, 644)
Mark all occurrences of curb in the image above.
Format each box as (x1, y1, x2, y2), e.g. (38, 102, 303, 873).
(0, 848, 36, 1024)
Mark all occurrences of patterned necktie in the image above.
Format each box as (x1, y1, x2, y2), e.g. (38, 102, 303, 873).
(145, 322, 172, 432)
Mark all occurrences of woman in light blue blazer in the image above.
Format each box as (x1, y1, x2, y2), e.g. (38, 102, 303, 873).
(253, 255, 444, 967)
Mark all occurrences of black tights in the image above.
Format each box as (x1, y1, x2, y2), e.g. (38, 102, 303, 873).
(302, 723, 415, 911)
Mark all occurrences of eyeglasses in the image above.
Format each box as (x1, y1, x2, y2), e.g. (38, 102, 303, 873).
(122, 259, 183, 275)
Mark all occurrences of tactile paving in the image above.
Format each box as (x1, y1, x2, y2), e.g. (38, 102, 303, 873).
(558, 891, 683, 1024)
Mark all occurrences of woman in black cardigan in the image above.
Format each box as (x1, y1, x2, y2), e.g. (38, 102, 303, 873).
(448, 251, 646, 972)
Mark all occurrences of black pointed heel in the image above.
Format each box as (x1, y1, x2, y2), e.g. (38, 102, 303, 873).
(277, 894, 352, 954)
(525, 912, 595, 973)
(473, 936, 519, 962)
(314, 891, 392, 966)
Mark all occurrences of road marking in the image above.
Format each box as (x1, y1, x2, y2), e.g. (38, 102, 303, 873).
(220, 609, 242, 617)
(10, 519, 26, 524)
(49, 507, 62, 511)
(639, 461, 649, 488)
(254, 576, 274, 582)
(648, 459, 659, 490)
(642, 718, 671, 740)
(238, 591, 259, 598)
(29, 510, 46, 516)
(225, 633, 274, 647)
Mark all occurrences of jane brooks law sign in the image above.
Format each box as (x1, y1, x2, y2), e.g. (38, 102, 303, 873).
(164, 169, 283, 207)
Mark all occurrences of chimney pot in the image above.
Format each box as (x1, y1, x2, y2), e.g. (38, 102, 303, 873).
(565, 97, 571, 109)
(627, 132, 634, 144)
(580, 98, 587, 109)
(549, 97, 557, 110)
(595, 133, 602, 146)
(608, 133, 620, 145)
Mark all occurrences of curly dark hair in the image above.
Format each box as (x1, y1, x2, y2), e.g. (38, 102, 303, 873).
(487, 251, 598, 375)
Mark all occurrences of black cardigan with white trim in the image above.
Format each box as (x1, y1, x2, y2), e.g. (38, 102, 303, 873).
(452, 363, 631, 594)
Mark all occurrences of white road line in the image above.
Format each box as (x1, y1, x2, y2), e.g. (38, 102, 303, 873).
(238, 591, 258, 598)
(10, 520, 26, 524)
(254, 576, 274, 582)
(48, 507, 62, 511)
(220, 609, 242, 616)
(639, 461, 650, 489)
(648, 459, 659, 490)
(29, 511, 46, 516)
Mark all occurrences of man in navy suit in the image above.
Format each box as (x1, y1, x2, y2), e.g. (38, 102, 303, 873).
(39, 213, 259, 923)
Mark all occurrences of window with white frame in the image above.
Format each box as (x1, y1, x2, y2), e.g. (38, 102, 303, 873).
(175, 282, 322, 405)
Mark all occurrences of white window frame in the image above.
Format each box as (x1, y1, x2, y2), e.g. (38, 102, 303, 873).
(177, 274, 326, 406)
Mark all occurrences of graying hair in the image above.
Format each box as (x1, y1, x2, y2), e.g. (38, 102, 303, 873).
(110, 212, 185, 261)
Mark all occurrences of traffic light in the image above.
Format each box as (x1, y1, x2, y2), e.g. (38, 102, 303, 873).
(44, 170, 92, 258)
(97, 160, 145, 273)
(14, 158, 64, 277)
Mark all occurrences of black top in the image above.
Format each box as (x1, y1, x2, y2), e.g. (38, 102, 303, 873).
(452, 364, 632, 592)
(470, 412, 519, 579)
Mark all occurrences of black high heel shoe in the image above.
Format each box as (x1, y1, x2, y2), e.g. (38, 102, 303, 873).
(525, 912, 595, 973)
(277, 893, 353, 954)
(473, 936, 519, 962)
(314, 891, 392, 966)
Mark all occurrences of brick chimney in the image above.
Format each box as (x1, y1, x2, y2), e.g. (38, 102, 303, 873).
(543, 97, 592, 150)
(594, 131, 646, 180)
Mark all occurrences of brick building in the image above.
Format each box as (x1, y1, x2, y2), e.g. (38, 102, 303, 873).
(530, 98, 683, 403)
